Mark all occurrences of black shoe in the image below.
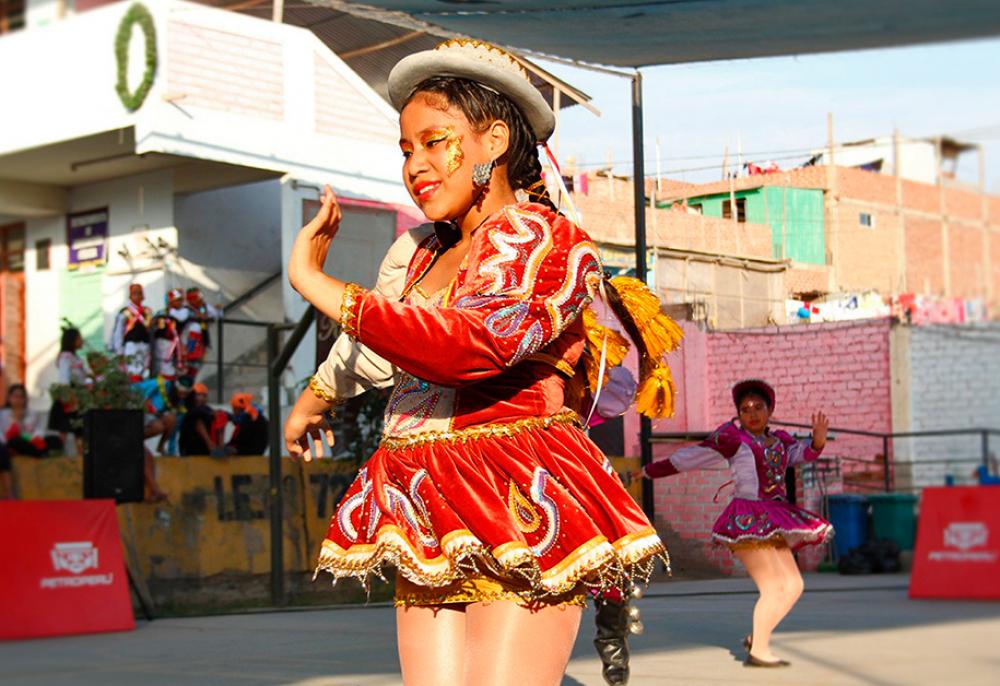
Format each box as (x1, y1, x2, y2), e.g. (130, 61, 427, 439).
(593, 597, 631, 685)
(744, 654, 791, 668)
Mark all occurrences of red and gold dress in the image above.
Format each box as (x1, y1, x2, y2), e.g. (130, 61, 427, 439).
(315, 202, 667, 605)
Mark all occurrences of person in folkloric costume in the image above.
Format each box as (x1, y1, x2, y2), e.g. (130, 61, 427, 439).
(110, 283, 152, 381)
(180, 287, 223, 382)
(635, 379, 832, 668)
(283, 40, 684, 685)
(150, 288, 187, 382)
(310, 225, 650, 686)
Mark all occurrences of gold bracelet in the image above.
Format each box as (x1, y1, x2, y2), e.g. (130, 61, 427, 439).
(341, 283, 367, 339)
(308, 376, 337, 405)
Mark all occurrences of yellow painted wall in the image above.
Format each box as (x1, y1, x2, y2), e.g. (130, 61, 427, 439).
(11, 453, 642, 583)
(12, 455, 359, 580)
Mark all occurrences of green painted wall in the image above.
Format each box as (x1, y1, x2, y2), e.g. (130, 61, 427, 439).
(684, 186, 825, 265)
(59, 268, 105, 351)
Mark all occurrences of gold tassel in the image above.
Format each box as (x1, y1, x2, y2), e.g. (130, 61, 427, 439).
(581, 307, 630, 394)
(608, 276, 684, 359)
(634, 365, 677, 419)
(602, 276, 684, 419)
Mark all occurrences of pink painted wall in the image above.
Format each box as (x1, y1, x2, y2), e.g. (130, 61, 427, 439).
(642, 319, 894, 575)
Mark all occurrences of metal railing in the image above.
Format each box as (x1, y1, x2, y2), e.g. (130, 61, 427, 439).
(648, 423, 1000, 500)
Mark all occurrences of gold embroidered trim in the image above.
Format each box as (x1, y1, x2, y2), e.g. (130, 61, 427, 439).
(379, 411, 581, 450)
(315, 524, 669, 602)
(340, 283, 367, 339)
(308, 376, 338, 405)
(435, 39, 529, 80)
(394, 570, 587, 608)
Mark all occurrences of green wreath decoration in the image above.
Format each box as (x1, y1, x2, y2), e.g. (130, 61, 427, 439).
(114, 3, 157, 112)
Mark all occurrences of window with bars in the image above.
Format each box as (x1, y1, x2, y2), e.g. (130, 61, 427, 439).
(0, 224, 25, 272)
(721, 197, 747, 223)
(0, 0, 26, 35)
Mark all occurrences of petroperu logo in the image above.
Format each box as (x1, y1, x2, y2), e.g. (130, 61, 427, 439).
(51, 541, 99, 574)
(944, 522, 988, 551)
(39, 541, 114, 589)
(929, 522, 998, 563)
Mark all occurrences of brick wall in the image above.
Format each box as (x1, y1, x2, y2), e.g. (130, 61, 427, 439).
(662, 165, 998, 312)
(573, 175, 773, 260)
(831, 200, 903, 293)
(650, 319, 894, 575)
(900, 324, 1000, 488)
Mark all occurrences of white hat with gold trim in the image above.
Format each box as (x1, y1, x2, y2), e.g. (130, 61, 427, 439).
(387, 39, 556, 143)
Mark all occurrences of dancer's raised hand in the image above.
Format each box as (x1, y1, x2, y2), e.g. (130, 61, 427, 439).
(811, 410, 829, 450)
(289, 185, 342, 294)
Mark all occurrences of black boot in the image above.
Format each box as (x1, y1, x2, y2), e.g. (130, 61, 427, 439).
(593, 596, 631, 685)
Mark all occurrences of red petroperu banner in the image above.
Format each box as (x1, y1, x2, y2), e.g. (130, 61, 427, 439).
(910, 486, 1000, 600)
(0, 500, 134, 640)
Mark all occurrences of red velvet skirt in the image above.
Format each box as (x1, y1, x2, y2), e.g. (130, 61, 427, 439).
(315, 413, 667, 604)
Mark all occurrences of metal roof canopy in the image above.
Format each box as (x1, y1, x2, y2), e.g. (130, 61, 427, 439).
(309, 0, 1000, 69)
(301, 0, 1000, 520)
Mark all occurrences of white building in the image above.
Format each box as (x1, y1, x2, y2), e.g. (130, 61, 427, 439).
(0, 0, 421, 414)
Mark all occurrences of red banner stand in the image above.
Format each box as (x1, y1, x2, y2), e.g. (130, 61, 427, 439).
(910, 486, 1000, 600)
(0, 500, 135, 640)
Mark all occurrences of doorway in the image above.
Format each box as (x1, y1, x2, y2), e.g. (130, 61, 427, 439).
(0, 222, 26, 399)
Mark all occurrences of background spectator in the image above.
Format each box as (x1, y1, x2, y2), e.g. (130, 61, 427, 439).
(179, 383, 220, 456)
(48, 326, 86, 451)
(227, 393, 269, 455)
(0, 384, 50, 457)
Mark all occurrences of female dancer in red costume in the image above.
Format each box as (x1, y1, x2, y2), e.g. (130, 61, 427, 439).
(636, 379, 831, 667)
(284, 40, 667, 686)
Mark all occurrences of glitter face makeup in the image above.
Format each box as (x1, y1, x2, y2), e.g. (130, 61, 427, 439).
(418, 127, 465, 176)
(444, 133, 464, 176)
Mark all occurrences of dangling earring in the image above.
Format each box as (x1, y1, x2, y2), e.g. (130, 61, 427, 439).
(472, 160, 494, 188)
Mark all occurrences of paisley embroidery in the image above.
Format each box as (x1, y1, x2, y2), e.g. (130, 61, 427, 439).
(513, 320, 546, 364)
(760, 441, 787, 496)
(530, 468, 560, 556)
(485, 302, 530, 337)
(508, 480, 542, 533)
(453, 295, 498, 310)
(337, 468, 371, 543)
(734, 514, 754, 531)
(385, 374, 442, 434)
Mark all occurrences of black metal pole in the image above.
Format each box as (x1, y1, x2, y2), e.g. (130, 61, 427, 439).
(216, 318, 224, 404)
(266, 324, 284, 606)
(631, 71, 654, 522)
(982, 430, 990, 471)
(882, 435, 891, 492)
(266, 306, 315, 607)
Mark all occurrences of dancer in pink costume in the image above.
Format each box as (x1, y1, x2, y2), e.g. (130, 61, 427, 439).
(635, 379, 831, 668)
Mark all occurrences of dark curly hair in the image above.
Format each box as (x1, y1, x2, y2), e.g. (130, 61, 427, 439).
(406, 77, 555, 211)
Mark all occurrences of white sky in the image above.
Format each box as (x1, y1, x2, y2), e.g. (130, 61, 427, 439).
(539, 37, 1000, 193)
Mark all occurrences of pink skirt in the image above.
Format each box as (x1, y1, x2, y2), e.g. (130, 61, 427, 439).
(712, 497, 833, 550)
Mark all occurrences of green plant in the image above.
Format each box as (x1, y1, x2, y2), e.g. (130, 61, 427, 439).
(49, 353, 144, 427)
(114, 3, 158, 112)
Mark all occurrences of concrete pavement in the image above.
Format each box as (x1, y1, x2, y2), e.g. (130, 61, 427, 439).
(2, 574, 997, 686)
